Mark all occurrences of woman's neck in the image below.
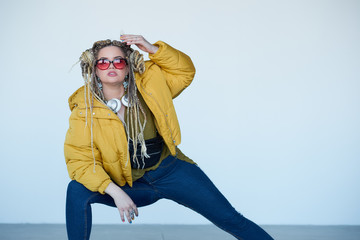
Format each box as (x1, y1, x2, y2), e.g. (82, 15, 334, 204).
(102, 83, 125, 101)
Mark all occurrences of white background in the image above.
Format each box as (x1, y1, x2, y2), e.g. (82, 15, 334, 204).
(0, 0, 359, 225)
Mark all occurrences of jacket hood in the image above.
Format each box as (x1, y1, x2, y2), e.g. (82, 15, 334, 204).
(68, 86, 105, 111)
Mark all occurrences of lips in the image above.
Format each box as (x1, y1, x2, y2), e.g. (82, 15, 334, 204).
(107, 71, 118, 77)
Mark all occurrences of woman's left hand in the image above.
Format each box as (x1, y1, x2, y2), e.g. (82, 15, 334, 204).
(120, 34, 159, 54)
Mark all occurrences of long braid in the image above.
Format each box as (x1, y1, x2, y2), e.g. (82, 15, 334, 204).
(79, 49, 99, 172)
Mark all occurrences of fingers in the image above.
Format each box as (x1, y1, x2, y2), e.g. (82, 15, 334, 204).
(120, 34, 146, 45)
(120, 34, 157, 53)
(129, 203, 138, 221)
(124, 209, 131, 223)
(120, 34, 158, 53)
(118, 204, 138, 224)
(119, 208, 132, 223)
(134, 206, 139, 217)
(119, 209, 125, 223)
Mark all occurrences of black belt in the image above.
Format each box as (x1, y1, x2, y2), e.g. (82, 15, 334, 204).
(128, 135, 164, 169)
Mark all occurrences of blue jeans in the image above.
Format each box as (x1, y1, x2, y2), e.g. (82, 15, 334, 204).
(66, 155, 274, 240)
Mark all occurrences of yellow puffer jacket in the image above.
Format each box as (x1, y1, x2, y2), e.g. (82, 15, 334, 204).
(64, 41, 196, 194)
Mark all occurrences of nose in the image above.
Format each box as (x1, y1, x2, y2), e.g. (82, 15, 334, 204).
(108, 62, 115, 69)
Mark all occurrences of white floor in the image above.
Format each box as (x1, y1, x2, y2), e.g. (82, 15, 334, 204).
(0, 224, 359, 240)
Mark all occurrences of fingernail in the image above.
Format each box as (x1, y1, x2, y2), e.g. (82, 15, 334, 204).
(129, 220, 132, 224)
(122, 219, 125, 222)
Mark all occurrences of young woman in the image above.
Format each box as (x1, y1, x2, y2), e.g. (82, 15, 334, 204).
(64, 34, 274, 240)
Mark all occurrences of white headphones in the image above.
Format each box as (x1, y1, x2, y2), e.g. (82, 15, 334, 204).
(106, 98, 121, 113)
(106, 95, 129, 113)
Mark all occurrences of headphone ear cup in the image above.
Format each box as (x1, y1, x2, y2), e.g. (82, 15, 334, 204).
(121, 94, 129, 107)
(107, 98, 122, 113)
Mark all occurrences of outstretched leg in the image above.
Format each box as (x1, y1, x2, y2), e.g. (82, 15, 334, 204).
(143, 157, 274, 240)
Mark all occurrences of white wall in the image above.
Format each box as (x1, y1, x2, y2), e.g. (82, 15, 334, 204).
(0, 0, 359, 225)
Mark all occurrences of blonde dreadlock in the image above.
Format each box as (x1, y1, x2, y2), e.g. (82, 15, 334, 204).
(79, 39, 148, 171)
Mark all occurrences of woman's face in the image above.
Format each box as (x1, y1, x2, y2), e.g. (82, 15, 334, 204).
(95, 46, 129, 86)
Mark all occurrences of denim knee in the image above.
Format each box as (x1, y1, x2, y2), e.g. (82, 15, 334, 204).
(66, 180, 94, 209)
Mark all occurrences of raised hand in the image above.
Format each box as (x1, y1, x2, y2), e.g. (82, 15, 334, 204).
(120, 34, 159, 54)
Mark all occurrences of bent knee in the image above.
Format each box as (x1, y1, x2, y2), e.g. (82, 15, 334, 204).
(66, 180, 94, 205)
(67, 180, 88, 194)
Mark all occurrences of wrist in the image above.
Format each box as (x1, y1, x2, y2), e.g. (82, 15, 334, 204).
(105, 182, 123, 198)
(149, 45, 159, 54)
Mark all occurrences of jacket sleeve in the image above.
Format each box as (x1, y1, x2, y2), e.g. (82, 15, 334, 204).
(149, 41, 196, 98)
(64, 112, 112, 194)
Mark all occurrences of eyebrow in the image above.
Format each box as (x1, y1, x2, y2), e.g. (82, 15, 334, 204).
(98, 56, 125, 60)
